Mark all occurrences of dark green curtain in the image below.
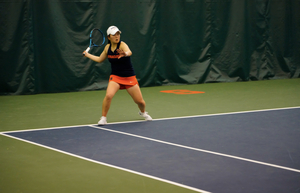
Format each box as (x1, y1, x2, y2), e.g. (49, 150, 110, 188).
(1, 0, 299, 95)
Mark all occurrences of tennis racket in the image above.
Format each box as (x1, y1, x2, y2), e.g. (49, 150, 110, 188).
(83, 28, 105, 56)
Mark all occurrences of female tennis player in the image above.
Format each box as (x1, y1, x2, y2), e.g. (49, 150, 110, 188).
(83, 26, 152, 125)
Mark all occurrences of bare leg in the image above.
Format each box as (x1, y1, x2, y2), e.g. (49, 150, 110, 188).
(126, 85, 146, 112)
(102, 81, 120, 117)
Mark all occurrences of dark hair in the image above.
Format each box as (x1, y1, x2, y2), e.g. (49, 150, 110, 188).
(107, 35, 111, 44)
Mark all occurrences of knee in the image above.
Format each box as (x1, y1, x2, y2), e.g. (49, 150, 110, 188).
(105, 93, 114, 101)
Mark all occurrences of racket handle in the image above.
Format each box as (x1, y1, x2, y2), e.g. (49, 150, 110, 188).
(83, 47, 90, 56)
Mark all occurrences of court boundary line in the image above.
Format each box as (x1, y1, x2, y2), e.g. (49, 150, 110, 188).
(89, 125, 300, 173)
(109, 106, 300, 125)
(0, 132, 210, 193)
(1, 106, 299, 134)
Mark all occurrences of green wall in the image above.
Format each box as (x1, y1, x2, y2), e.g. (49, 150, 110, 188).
(1, 0, 299, 95)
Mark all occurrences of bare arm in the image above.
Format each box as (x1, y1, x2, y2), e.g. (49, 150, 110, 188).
(83, 45, 109, 63)
(117, 42, 132, 59)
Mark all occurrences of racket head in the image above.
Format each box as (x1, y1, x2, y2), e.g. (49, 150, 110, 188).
(90, 29, 105, 47)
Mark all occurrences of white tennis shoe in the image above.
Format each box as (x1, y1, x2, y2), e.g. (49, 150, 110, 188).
(139, 111, 152, 121)
(98, 116, 107, 125)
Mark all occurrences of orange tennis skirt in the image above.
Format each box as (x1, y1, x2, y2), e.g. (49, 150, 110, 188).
(109, 75, 139, 90)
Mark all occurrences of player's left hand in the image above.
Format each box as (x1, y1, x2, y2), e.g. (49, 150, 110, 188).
(117, 49, 126, 59)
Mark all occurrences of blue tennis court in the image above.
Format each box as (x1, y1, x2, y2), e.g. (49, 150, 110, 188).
(2, 107, 300, 193)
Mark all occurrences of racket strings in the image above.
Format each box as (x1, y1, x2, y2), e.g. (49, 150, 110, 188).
(91, 30, 104, 46)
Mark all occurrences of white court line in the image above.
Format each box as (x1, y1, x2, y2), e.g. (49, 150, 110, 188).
(0, 132, 211, 193)
(0, 124, 96, 134)
(109, 106, 300, 125)
(89, 125, 300, 173)
(1, 106, 299, 134)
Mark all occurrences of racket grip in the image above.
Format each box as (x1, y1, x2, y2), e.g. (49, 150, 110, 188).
(83, 47, 90, 56)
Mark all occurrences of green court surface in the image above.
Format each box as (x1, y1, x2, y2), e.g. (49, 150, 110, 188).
(0, 79, 299, 193)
